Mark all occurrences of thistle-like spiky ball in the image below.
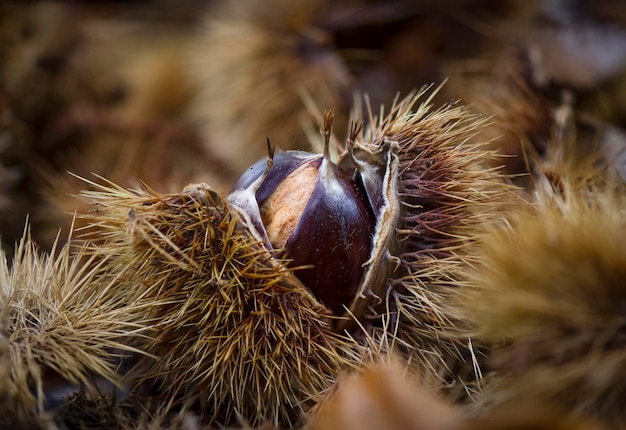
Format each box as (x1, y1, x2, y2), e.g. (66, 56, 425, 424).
(81, 88, 510, 426)
(459, 182, 626, 427)
(0, 228, 155, 428)
(81, 181, 366, 427)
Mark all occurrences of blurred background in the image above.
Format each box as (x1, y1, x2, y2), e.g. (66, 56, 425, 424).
(1, 0, 625, 252)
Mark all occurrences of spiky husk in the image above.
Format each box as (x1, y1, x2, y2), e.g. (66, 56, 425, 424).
(187, 0, 350, 173)
(71, 87, 513, 425)
(350, 88, 513, 399)
(459, 181, 626, 427)
(80, 181, 367, 427)
(0, 228, 154, 427)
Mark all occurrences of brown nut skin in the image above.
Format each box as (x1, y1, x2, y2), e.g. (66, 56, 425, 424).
(232, 146, 376, 315)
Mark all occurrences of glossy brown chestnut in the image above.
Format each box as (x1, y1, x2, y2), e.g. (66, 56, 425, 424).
(230, 113, 377, 315)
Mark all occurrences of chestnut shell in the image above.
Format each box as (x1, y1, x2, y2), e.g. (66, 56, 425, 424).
(232, 151, 377, 315)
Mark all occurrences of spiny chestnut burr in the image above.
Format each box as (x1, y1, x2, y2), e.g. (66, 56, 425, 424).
(230, 110, 376, 315)
(458, 177, 626, 428)
(78, 178, 366, 426)
(75, 88, 509, 426)
(0, 228, 154, 427)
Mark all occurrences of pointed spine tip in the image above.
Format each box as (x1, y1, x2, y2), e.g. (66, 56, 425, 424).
(322, 108, 335, 160)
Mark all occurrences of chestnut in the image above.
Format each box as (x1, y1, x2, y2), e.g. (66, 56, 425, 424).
(229, 110, 397, 317)
(75, 89, 509, 426)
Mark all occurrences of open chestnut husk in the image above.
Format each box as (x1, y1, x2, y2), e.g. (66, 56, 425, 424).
(229, 97, 505, 335)
(229, 111, 379, 316)
(72, 88, 509, 426)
